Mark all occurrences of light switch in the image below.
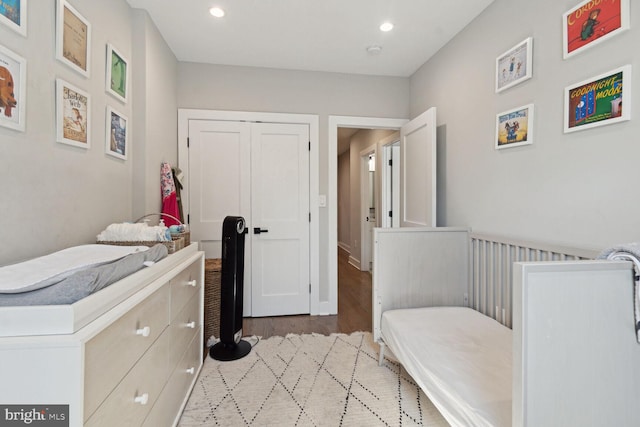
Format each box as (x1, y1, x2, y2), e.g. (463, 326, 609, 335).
(318, 195, 327, 207)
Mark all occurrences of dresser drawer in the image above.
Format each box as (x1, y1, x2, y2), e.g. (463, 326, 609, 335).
(85, 330, 170, 427)
(143, 331, 202, 427)
(84, 284, 170, 420)
(169, 292, 201, 367)
(170, 259, 201, 318)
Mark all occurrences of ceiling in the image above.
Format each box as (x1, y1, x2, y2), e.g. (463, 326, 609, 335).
(126, 0, 495, 77)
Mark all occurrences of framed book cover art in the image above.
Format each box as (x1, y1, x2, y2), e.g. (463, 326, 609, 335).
(56, 0, 91, 77)
(564, 65, 631, 133)
(105, 105, 128, 160)
(495, 104, 534, 149)
(106, 43, 129, 103)
(0, 0, 26, 36)
(563, 0, 629, 59)
(496, 37, 533, 93)
(0, 44, 26, 132)
(56, 78, 90, 148)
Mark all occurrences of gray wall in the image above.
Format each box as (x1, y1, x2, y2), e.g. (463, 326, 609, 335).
(177, 62, 410, 303)
(337, 151, 350, 250)
(0, 1, 178, 265)
(411, 0, 640, 249)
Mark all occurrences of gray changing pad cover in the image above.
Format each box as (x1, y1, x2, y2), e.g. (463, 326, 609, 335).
(0, 244, 168, 306)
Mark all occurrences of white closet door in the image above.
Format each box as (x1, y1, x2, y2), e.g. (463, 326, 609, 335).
(400, 107, 437, 227)
(250, 123, 310, 316)
(188, 120, 252, 312)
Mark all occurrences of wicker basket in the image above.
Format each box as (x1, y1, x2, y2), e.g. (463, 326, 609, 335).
(97, 238, 183, 254)
(204, 258, 222, 347)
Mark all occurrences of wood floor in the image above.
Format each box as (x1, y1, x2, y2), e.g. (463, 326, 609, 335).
(243, 247, 372, 338)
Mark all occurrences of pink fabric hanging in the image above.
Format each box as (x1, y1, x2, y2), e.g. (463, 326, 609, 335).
(161, 162, 181, 226)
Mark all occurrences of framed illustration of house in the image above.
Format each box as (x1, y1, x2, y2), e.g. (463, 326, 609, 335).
(564, 65, 631, 133)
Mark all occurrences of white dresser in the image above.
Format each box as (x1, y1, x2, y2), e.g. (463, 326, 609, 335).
(0, 243, 204, 426)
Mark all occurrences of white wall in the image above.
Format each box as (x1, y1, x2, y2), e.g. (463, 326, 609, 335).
(0, 1, 177, 265)
(337, 151, 350, 251)
(411, 0, 640, 249)
(177, 62, 410, 301)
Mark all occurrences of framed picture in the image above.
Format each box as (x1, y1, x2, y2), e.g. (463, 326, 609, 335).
(495, 104, 534, 149)
(56, 0, 91, 77)
(563, 0, 630, 59)
(564, 65, 631, 133)
(0, 0, 26, 36)
(496, 37, 533, 93)
(105, 105, 128, 160)
(105, 43, 129, 103)
(0, 44, 26, 132)
(56, 78, 90, 148)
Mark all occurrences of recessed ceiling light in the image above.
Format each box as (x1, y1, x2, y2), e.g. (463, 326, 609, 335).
(209, 7, 225, 18)
(379, 22, 393, 32)
(366, 45, 382, 55)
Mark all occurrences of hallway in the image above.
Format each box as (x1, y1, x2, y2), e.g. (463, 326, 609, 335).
(243, 247, 371, 338)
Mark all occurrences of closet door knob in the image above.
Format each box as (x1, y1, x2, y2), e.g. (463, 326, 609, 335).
(187, 279, 197, 287)
(186, 321, 196, 329)
(186, 367, 195, 375)
(134, 393, 149, 405)
(136, 326, 151, 337)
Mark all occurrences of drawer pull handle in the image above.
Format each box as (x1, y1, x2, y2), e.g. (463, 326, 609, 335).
(136, 326, 151, 337)
(187, 280, 197, 287)
(186, 367, 195, 375)
(186, 321, 196, 329)
(134, 393, 149, 405)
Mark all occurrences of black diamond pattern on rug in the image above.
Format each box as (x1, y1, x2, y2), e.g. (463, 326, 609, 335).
(179, 332, 448, 426)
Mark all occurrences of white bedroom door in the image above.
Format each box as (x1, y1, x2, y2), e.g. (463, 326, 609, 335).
(188, 119, 310, 317)
(250, 123, 310, 316)
(400, 107, 437, 227)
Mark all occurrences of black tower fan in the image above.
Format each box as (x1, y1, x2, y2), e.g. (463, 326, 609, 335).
(209, 216, 252, 361)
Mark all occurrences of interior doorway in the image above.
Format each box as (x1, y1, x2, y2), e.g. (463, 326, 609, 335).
(328, 116, 408, 315)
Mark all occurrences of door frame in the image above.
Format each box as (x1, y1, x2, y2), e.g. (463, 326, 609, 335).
(328, 116, 408, 314)
(359, 144, 376, 272)
(379, 133, 400, 228)
(178, 109, 320, 315)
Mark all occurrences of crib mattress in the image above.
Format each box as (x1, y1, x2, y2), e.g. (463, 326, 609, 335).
(381, 306, 512, 427)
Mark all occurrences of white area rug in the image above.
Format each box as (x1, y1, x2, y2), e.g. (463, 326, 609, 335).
(179, 332, 448, 426)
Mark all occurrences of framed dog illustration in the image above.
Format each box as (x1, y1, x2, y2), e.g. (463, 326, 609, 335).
(0, 44, 26, 132)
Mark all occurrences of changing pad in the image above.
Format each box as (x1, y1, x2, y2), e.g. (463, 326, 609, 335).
(0, 244, 149, 293)
(381, 306, 512, 427)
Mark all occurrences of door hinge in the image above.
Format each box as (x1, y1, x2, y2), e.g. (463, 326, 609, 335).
(187, 214, 190, 224)
(308, 141, 311, 151)
(309, 283, 311, 294)
(187, 137, 190, 148)
(309, 212, 311, 222)
(388, 211, 392, 218)
(388, 159, 392, 166)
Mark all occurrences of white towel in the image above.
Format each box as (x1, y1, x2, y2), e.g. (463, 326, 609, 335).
(96, 222, 169, 242)
(598, 243, 640, 343)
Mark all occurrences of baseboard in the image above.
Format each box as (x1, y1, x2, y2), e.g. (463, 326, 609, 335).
(337, 241, 351, 253)
(348, 256, 361, 270)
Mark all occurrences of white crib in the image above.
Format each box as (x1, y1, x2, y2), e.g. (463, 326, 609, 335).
(373, 227, 640, 427)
